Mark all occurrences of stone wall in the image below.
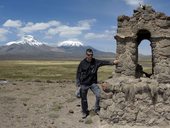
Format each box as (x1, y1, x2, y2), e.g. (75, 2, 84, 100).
(114, 5, 170, 83)
(100, 76, 170, 126)
(100, 5, 170, 127)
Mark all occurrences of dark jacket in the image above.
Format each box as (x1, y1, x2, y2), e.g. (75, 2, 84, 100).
(76, 58, 113, 86)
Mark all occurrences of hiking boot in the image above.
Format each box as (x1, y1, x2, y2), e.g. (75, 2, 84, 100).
(82, 111, 89, 119)
(94, 109, 100, 115)
(95, 110, 100, 115)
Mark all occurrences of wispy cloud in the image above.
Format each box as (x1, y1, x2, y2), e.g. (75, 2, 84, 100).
(0, 28, 9, 41)
(1, 18, 111, 43)
(20, 20, 60, 33)
(47, 25, 82, 37)
(3, 19, 22, 28)
(47, 19, 96, 37)
(124, 0, 144, 6)
(84, 26, 116, 40)
(2, 19, 96, 39)
(78, 19, 96, 30)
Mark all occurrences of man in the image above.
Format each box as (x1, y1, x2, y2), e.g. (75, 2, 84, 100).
(76, 48, 119, 119)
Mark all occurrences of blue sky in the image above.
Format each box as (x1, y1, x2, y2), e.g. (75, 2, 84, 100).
(0, 0, 170, 54)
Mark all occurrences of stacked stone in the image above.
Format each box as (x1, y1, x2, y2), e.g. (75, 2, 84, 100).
(114, 5, 170, 83)
(100, 76, 170, 126)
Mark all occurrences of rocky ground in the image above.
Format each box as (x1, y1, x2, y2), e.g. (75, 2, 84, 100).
(0, 80, 169, 128)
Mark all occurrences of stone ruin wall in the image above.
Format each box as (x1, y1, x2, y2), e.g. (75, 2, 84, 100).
(114, 5, 170, 83)
(100, 76, 170, 126)
(100, 5, 170, 127)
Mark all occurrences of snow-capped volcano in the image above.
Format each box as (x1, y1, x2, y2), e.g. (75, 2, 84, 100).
(6, 35, 44, 46)
(0, 37, 114, 60)
(58, 40, 84, 47)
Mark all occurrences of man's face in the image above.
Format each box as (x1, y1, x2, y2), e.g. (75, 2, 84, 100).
(86, 52, 93, 62)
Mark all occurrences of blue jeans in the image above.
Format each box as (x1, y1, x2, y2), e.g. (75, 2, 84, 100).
(80, 84, 101, 114)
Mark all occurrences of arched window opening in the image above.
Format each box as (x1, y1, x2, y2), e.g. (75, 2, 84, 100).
(136, 29, 153, 78)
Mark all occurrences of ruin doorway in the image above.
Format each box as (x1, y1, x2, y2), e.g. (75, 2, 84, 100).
(138, 40, 152, 75)
(136, 29, 153, 78)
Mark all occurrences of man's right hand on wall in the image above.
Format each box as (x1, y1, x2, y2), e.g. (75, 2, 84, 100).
(113, 59, 119, 65)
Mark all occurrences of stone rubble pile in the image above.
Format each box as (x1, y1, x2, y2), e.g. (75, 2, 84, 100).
(100, 75, 170, 126)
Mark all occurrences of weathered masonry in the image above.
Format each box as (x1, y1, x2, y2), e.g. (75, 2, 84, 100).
(114, 5, 170, 83)
(100, 5, 170, 127)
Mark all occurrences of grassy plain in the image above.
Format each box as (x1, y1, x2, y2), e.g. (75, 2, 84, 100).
(0, 60, 114, 81)
(0, 60, 152, 81)
(138, 60, 152, 73)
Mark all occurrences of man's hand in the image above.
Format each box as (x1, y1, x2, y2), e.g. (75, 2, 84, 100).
(113, 59, 119, 65)
(75, 86, 81, 98)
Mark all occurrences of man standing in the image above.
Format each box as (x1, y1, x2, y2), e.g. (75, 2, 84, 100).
(76, 48, 119, 119)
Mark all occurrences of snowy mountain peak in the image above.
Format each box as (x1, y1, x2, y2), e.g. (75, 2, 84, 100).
(6, 35, 44, 46)
(58, 40, 84, 47)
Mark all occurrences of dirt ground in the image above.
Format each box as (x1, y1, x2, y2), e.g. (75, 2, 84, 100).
(0, 80, 168, 128)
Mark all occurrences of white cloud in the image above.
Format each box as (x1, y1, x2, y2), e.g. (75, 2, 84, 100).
(1, 19, 97, 41)
(59, 28, 82, 37)
(3, 19, 22, 28)
(124, 0, 144, 6)
(47, 19, 96, 37)
(78, 19, 96, 30)
(47, 25, 83, 37)
(20, 20, 60, 33)
(0, 28, 9, 41)
(85, 33, 107, 40)
(84, 26, 116, 40)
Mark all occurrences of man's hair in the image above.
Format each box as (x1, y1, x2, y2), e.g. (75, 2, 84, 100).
(86, 48, 93, 54)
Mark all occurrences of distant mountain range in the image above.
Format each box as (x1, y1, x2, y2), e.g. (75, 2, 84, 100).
(0, 35, 115, 60)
